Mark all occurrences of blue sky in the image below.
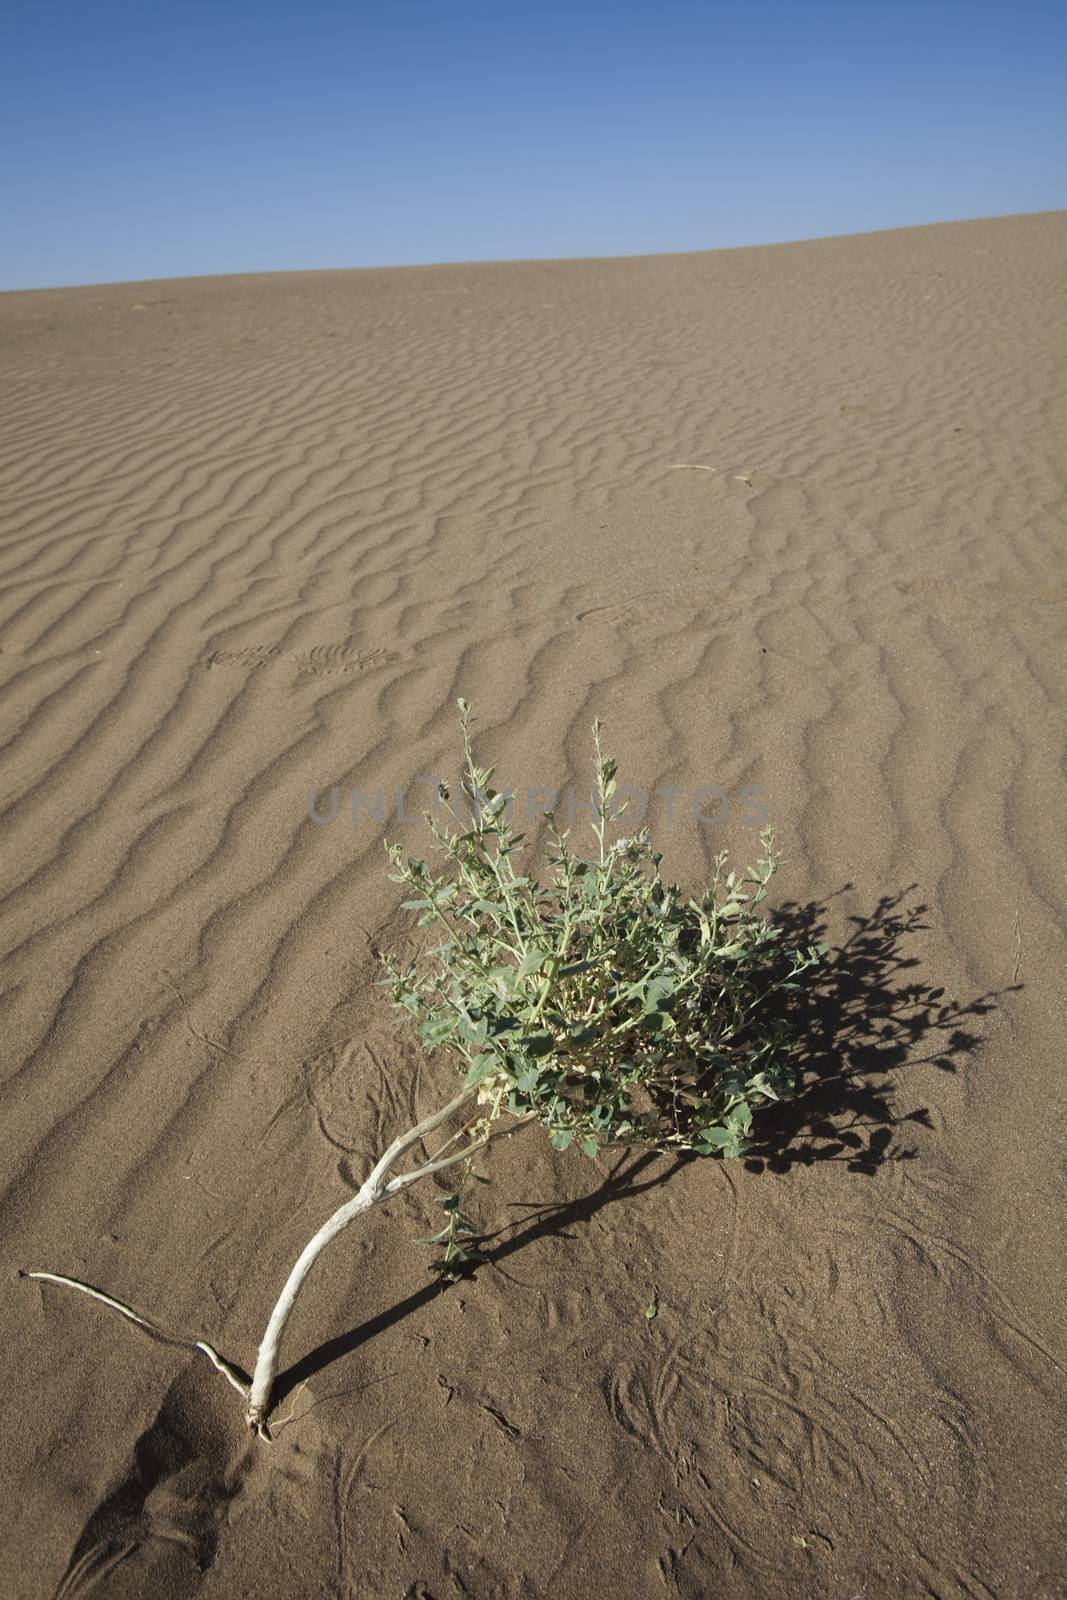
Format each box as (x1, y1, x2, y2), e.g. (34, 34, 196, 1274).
(2, 0, 1064, 290)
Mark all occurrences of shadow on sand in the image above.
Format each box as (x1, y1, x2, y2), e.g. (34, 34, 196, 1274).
(745, 882, 1012, 1174)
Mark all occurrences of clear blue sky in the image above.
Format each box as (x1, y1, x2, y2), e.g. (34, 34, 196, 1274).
(2, 0, 1064, 290)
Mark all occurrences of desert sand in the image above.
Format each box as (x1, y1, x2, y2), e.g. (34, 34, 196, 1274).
(1, 212, 1065, 1598)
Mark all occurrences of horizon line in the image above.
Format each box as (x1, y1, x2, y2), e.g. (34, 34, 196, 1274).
(4, 207, 1064, 299)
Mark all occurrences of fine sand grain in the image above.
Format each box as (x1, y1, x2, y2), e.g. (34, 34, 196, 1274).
(1, 213, 1065, 1598)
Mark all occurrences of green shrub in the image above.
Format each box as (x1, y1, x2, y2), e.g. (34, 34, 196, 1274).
(383, 702, 824, 1193)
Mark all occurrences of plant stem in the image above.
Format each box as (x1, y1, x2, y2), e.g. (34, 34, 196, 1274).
(244, 1092, 536, 1437)
(244, 1084, 476, 1434)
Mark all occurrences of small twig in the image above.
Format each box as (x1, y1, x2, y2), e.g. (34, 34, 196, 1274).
(385, 1113, 537, 1195)
(1010, 911, 1022, 984)
(424, 1117, 481, 1164)
(19, 1270, 248, 1398)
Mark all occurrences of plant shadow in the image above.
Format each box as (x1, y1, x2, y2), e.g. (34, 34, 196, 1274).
(272, 883, 1015, 1405)
(272, 1149, 677, 1406)
(743, 882, 1016, 1174)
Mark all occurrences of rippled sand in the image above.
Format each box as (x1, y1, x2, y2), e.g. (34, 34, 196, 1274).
(2, 212, 1065, 1598)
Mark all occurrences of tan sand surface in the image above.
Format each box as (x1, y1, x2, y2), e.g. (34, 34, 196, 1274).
(1, 212, 1065, 1598)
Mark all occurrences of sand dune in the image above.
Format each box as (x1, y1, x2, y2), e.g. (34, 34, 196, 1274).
(1, 213, 1065, 1597)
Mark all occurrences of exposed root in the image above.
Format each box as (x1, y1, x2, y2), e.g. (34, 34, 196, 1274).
(19, 1269, 249, 1399)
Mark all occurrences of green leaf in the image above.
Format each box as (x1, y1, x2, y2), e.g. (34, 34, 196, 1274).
(420, 1015, 457, 1046)
(644, 975, 677, 1006)
(460, 1015, 489, 1046)
(699, 1127, 733, 1149)
(463, 1055, 498, 1086)
(581, 1136, 599, 1158)
(519, 948, 548, 978)
(549, 1128, 574, 1150)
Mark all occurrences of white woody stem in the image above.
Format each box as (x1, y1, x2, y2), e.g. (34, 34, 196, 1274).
(244, 1085, 477, 1434)
(244, 1092, 536, 1437)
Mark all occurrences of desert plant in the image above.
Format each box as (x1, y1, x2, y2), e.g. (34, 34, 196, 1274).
(23, 703, 824, 1438)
